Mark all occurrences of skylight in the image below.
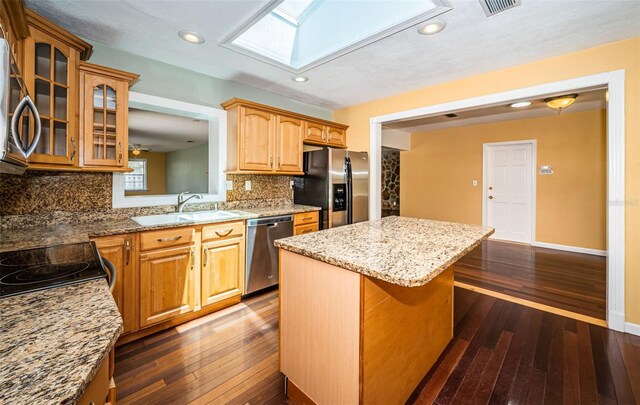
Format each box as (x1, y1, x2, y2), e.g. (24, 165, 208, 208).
(223, 0, 451, 72)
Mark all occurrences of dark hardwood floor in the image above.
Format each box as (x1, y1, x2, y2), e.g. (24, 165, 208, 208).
(454, 240, 607, 320)
(115, 287, 639, 405)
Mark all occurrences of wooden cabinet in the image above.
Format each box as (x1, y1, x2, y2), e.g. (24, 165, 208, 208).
(93, 234, 137, 334)
(238, 106, 275, 172)
(304, 121, 326, 144)
(327, 126, 347, 147)
(303, 122, 347, 148)
(139, 243, 196, 327)
(78, 349, 116, 405)
(222, 98, 348, 174)
(79, 62, 138, 170)
(9, 8, 138, 173)
(201, 221, 245, 306)
(293, 211, 319, 235)
(275, 115, 303, 172)
(22, 10, 92, 168)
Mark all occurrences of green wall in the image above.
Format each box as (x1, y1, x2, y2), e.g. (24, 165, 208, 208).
(87, 42, 333, 120)
(165, 144, 209, 194)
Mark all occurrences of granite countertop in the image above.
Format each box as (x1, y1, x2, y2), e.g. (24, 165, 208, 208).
(275, 216, 494, 287)
(0, 280, 122, 404)
(0, 204, 321, 253)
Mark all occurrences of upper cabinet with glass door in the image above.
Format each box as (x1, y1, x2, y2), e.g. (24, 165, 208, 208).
(22, 9, 92, 168)
(79, 62, 139, 170)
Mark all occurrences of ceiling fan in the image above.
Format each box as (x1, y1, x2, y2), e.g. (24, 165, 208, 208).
(129, 144, 152, 156)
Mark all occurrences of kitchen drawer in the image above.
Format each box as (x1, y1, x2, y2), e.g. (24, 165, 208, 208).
(293, 211, 319, 226)
(294, 223, 319, 236)
(140, 227, 195, 251)
(202, 221, 245, 242)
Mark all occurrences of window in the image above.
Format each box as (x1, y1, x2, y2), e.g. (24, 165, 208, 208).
(224, 0, 449, 71)
(125, 159, 147, 191)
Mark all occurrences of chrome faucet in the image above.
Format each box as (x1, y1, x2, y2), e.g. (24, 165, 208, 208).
(177, 191, 203, 213)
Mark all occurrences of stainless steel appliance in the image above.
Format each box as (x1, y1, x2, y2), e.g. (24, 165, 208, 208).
(0, 242, 112, 298)
(0, 23, 41, 174)
(245, 214, 293, 295)
(294, 147, 369, 229)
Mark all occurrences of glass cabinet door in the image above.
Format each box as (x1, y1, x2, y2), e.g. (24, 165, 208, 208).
(82, 73, 125, 167)
(26, 29, 78, 166)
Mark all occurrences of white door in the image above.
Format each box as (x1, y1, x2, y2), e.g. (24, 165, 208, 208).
(484, 142, 534, 244)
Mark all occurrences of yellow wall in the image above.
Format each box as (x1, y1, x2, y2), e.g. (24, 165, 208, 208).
(334, 37, 640, 324)
(125, 151, 166, 196)
(403, 109, 606, 250)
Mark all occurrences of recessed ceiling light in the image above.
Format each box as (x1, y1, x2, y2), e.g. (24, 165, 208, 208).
(179, 30, 205, 44)
(417, 20, 445, 35)
(292, 75, 308, 83)
(510, 101, 532, 108)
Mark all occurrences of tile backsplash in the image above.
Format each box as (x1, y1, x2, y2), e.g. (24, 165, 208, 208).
(0, 171, 294, 229)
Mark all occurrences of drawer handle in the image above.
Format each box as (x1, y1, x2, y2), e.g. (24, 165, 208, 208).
(215, 229, 233, 237)
(157, 235, 182, 242)
(301, 229, 313, 234)
(301, 216, 313, 221)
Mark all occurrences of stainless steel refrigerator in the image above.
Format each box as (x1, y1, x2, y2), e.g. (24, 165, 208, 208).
(293, 147, 369, 229)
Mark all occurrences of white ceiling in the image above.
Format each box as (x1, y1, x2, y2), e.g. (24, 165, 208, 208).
(128, 108, 208, 152)
(385, 88, 607, 133)
(25, 0, 640, 110)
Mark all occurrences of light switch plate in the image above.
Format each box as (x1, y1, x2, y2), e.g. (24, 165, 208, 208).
(225, 180, 233, 191)
(245, 180, 252, 191)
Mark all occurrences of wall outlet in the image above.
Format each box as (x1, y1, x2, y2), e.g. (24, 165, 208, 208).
(245, 180, 252, 191)
(225, 180, 233, 191)
(472, 180, 478, 187)
(290, 180, 294, 188)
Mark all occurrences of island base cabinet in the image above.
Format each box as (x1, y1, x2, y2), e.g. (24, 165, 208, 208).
(279, 250, 453, 405)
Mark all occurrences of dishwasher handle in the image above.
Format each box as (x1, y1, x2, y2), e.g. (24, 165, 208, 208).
(246, 214, 293, 227)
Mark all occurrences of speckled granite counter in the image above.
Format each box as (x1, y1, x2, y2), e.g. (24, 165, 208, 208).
(0, 280, 122, 404)
(0, 204, 320, 253)
(275, 216, 494, 287)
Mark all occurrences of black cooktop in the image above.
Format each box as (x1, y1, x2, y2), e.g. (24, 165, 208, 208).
(0, 242, 108, 298)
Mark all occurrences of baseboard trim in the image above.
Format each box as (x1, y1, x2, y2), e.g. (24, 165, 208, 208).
(454, 281, 608, 327)
(532, 241, 607, 257)
(625, 322, 640, 336)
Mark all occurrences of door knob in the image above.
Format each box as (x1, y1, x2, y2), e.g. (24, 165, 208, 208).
(488, 196, 494, 199)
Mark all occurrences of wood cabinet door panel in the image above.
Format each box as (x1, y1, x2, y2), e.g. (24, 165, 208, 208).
(24, 27, 79, 166)
(201, 237, 245, 307)
(276, 115, 303, 173)
(82, 73, 126, 167)
(327, 126, 346, 147)
(239, 107, 274, 171)
(93, 235, 136, 334)
(140, 245, 195, 327)
(304, 121, 325, 144)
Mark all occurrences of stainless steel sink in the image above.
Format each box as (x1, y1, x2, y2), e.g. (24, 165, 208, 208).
(132, 210, 241, 226)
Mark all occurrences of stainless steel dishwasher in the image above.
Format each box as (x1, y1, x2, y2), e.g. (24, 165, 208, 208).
(245, 214, 293, 295)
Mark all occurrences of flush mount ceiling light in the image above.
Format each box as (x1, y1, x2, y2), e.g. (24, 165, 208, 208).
(132, 147, 141, 156)
(417, 20, 446, 35)
(545, 94, 578, 113)
(292, 75, 308, 83)
(510, 101, 532, 108)
(178, 30, 205, 44)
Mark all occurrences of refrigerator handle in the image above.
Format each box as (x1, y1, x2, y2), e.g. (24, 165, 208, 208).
(345, 156, 353, 224)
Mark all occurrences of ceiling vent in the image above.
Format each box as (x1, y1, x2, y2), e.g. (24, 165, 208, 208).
(479, 0, 522, 17)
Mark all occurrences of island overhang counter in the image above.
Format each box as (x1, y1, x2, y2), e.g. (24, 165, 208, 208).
(275, 216, 494, 405)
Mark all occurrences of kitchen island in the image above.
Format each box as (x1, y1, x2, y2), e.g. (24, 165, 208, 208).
(275, 216, 494, 405)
